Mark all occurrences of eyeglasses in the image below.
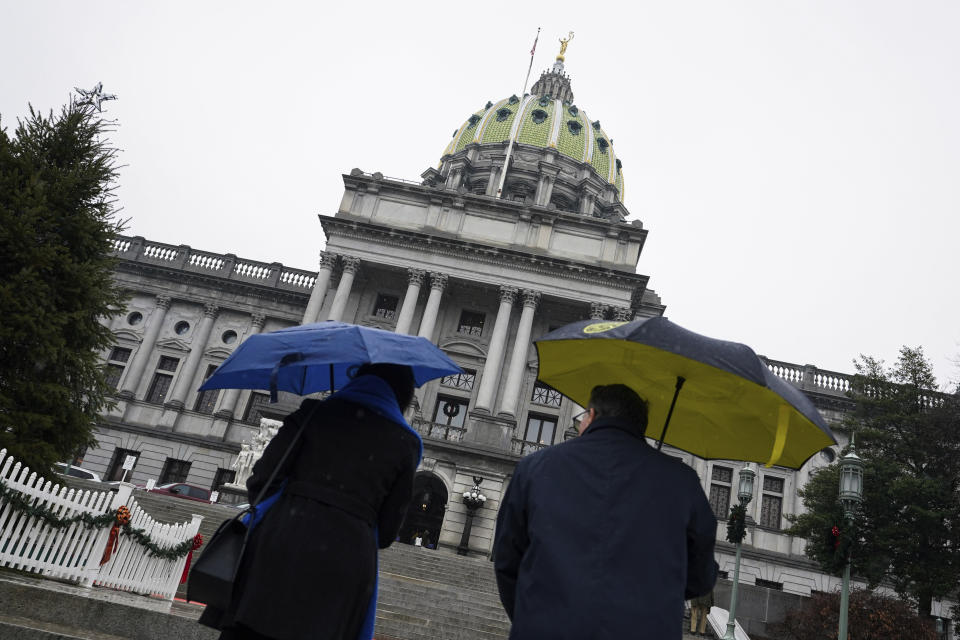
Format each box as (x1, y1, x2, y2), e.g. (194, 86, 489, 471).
(572, 409, 589, 423)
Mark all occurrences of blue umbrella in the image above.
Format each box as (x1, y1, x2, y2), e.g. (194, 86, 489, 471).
(198, 321, 462, 401)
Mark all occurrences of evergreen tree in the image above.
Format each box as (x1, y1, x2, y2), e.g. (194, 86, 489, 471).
(788, 347, 960, 617)
(0, 96, 125, 474)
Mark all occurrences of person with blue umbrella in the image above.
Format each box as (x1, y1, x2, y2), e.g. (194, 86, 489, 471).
(195, 322, 461, 640)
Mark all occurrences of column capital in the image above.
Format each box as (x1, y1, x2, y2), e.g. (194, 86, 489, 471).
(498, 285, 518, 305)
(340, 256, 361, 274)
(250, 313, 266, 329)
(407, 268, 427, 286)
(589, 302, 607, 320)
(319, 251, 338, 269)
(612, 306, 632, 322)
(155, 295, 172, 310)
(520, 290, 541, 309)
(429, 272, 448, 291)
(203, 303, 220, 319)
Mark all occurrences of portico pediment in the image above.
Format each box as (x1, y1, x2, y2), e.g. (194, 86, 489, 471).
(439, 338, 487, 359)
(155, 337, 191, 352)
(112, 328, 142, 344)
(204, 346, 233, 359)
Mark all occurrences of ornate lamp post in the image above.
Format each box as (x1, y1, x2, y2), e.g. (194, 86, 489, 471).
(837, 439, 864, 640)
(723, 464, 756, 640)
(457, 476, 487, 556)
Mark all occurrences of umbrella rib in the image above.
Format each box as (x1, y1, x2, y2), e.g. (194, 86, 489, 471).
(657, 376, 685, 451)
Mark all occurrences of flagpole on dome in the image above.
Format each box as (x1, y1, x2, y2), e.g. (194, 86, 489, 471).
(495, 27, 542, 199)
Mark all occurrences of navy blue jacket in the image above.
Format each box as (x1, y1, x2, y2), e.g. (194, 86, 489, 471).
(494, 416, 718, 640)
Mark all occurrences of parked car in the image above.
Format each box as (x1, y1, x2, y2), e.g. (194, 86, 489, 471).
(52, 463, 101, 482)
(148, 483, 212, 503)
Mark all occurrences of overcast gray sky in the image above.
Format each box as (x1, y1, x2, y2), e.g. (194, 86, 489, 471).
(3, 1, 958, 388)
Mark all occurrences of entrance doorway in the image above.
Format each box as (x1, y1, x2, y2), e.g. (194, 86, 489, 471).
(398, 473, 447, 549)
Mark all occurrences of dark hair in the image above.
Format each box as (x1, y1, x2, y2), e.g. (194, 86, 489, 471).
(355, 363, 416, 409)
(588, 384, 649, 430)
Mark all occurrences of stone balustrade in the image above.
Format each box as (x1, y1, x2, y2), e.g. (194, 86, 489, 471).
(413, 418, 466, 443)
(759, 357, 853, 398)
(112, 235, 317, 293)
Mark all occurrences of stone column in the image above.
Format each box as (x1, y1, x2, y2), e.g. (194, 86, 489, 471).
(497, 290, 540, 417)
(473, 286, 517, 413)
(301, 251, 337, 324)
(589, 302, 607, 320)
(394, 269, 426, 334)
(417, 273, 448, 342)
(119, 295, 171, 399)
(326, 256, 361, 322)
(214, 313, 267, 424)
(166, 303, 219, 409)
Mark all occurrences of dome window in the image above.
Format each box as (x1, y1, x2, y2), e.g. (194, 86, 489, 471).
(496, 108, 512, 122)
(597, 138, 609, 153)
(566, 120, 582, 136)
(567, 105, 579, 117)
(467, 114, 481, 129)
(485, 101, 493, 109)
(531, 109, 548, 124)
(538, 95, 551, 107)
(615, 159, 623, 173)
(508, 95, 520, 105)
(593, 121, 602, 130)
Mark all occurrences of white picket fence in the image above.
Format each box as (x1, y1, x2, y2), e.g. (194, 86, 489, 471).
(0, 448, 201, 600)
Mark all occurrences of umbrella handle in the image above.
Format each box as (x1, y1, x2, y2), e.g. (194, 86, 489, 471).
(270, 353, 304, 403)
(657, 376, 685, 451)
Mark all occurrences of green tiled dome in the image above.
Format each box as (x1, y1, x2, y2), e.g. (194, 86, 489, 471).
(444, 92, 623, 200)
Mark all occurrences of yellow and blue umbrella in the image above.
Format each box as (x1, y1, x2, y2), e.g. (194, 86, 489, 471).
(534, 318, 836, 469)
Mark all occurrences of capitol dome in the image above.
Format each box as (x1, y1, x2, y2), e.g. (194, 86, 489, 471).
(440, 62, 624, 203)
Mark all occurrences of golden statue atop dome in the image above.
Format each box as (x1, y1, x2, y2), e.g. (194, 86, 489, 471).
(557, 31, 574, 61)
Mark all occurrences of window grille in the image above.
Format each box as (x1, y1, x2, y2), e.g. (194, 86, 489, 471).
(372, 294, 399, 320)
(457, 311, 485, 337)
(105, 347, 132, 389)
(760, 475, 785, 529)
(709, 465, 733, 519)
(531, 381, 562, 407)
(194, 364, 220, 413)
(441, 370, 475, 391)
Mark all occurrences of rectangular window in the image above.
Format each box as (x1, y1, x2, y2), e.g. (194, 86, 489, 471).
(194, 364, 221, 413)
(432, 396, 469, 428)
(531, 381, 562, 407)
(760, 476, 784, 529)
(372, 293, 399, 320)
(212, 468, 236, 492)
(145, 356, 179, 404)
(243, 392, 272, 423)
(104, 347, 132, 389)
(457, 310, 485, 337)
(440, 369, 476, 391)
(106, 448, 140, 482)
(755, 578, 783, 591)
(709, 465, 733, 519)
(524, 414, 558, 445)
(159, 458, 191, 485)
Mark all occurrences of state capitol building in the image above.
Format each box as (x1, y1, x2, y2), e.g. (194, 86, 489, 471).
(85, 45, 930, 623)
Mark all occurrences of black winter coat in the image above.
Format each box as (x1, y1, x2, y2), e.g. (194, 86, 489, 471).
(493, 416, 718, 640)
(200, 397, 421, 640)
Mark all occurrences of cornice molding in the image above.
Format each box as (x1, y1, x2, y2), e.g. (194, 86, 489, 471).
(321, 216, 648, 294)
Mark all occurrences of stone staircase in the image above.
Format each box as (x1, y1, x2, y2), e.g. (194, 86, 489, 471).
(376, 545, 510, 640)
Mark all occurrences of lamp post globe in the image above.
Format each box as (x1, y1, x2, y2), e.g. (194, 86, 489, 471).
(837, 437, 864, 640)
(723, 464, 756, 640)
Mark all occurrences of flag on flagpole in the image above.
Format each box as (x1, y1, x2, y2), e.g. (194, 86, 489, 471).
(530, 27, 540, 56)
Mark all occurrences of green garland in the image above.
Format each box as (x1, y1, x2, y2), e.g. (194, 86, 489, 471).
(726, 503, 748, 544)
(0, 478, 193, 561)
(822, 523, 856, 575)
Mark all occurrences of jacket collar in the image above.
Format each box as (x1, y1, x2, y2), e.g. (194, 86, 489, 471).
(582, 415, 648, 441)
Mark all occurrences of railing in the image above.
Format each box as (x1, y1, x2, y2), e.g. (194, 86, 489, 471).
(112, 235, 317, 293)
(413, 419, 466, 442)
(512, 439, 548, 456)
(0, 449, 201, 601)
(760, 358, 853, 398)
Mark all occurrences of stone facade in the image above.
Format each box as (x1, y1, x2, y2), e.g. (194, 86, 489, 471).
(82, 63, 957, 633)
